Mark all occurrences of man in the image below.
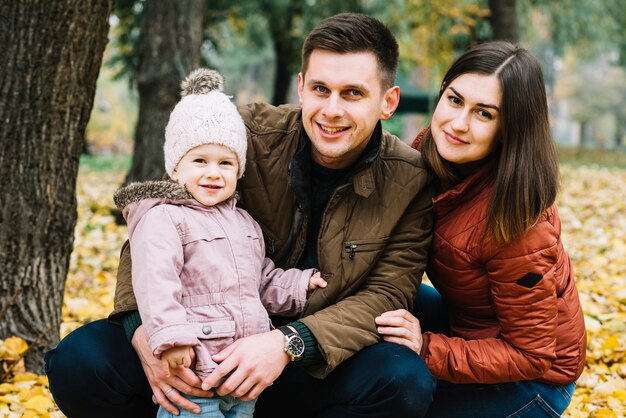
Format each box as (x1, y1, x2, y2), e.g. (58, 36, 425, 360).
(45, 13, 435, 418)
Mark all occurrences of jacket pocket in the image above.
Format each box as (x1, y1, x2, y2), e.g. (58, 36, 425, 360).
(182, 227, 226, 244)
(192, 318, 236, 372)
(192, 318, 236, 340)
(181, 293, 227, 321)
(343, 237, 389, 260)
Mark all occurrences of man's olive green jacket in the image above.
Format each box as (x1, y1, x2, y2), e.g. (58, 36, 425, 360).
(111, 103, 434, 378)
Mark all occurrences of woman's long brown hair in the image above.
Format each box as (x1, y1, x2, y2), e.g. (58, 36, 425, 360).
(419, 41, 559, 244)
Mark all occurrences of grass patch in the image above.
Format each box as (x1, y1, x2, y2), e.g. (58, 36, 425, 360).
(558, 146, 626, 169)
(76, 147, 626, 175)
(79, 154, 131, 173)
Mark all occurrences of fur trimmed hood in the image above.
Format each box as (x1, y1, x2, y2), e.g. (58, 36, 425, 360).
(113, 180, 192, 211)
(114, 180, 198, 237)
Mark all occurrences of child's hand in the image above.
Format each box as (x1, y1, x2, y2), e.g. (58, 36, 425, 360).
(308, 271, 327, 291)
(161, 346, 194, 377)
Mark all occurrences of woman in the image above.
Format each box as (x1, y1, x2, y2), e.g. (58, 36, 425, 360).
(376, 41, 586, 417)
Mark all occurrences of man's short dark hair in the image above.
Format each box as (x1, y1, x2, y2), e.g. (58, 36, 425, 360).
(301, 13, 399, 90)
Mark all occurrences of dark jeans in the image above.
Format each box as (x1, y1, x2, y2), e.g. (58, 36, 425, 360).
(415, 284, 576, 418)
(45, 319, 435, 418)
(45, 285, 575, 417)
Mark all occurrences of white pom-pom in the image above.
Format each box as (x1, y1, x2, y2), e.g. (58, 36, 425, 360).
(181, 68, 225, 97)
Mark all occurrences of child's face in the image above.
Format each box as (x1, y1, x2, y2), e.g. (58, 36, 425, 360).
(172, 143, 238, 207)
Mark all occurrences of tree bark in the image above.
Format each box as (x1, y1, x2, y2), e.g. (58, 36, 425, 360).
(271, 31, 296, 106)
(0, 0, 113, 371)
(124, 0, 205, 184)
(261, 0, 304, 106)
(488, 0, 519, 42)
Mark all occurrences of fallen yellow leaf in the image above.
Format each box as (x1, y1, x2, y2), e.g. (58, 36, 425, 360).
(601, 335, 619, 351)
(0, 383, 16, 395)
(18, 386, 45, 402)
(23, 394, 54, 413)
(1, 336, 28, 360)
(12, 372, 38, 382)
(591, 408, 617, 418)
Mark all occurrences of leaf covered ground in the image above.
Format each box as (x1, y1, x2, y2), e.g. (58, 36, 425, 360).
(1, 159, 625, 417)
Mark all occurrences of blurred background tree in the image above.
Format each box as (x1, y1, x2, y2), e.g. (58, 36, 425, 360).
(90, 0, 624, 184)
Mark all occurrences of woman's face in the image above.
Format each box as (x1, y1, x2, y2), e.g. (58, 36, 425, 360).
(431, 73, 502, 164)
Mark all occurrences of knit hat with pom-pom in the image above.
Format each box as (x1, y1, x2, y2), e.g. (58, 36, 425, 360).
(164, 68, 247, 178)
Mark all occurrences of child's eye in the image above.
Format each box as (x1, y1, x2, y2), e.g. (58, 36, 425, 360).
(193, 158, 206, 164)
(220, 160, 233, 166)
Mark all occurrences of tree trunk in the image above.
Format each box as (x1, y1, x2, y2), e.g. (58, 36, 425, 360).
(0, 0, 113, 372)
(616, 111, 625, 148)
(124, 0, 205, 184)
(271, 33, 296, 106)
(488, 0, 519, 42)
(262, 0, 303, 106)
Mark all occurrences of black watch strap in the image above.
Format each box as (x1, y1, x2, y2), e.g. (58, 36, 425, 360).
(278, 326, 294, 337)
(278, 325, 304, 361)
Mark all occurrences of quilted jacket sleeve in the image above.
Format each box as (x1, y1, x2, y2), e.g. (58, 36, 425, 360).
(253, 220, 315, 316)
(130, 207, 199, 356)
(421, 213, 561, 384)
(300, 178, 434, 378)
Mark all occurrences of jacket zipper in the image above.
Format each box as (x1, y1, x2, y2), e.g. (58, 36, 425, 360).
(344, 242, 385, 259)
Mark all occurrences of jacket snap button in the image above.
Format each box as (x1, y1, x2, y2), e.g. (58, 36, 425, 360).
(202, 325, 212, 335)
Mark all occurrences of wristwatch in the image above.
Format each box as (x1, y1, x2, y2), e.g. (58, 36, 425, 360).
(278, 326, 305, 362)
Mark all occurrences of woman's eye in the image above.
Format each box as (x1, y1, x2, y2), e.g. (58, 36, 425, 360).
(477, 109, 493, 120)
(448, 95, 461, 105)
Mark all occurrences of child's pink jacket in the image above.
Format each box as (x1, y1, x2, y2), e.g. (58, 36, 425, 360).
(115, 181, 313, 378)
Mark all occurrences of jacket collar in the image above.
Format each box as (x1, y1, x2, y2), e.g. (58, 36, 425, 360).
(289, 121, 383, 205)
(114, 180, 237, 212)
(432, 160, 493, 218)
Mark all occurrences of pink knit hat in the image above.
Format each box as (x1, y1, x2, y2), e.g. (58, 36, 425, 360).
(164, 69, 247, 178)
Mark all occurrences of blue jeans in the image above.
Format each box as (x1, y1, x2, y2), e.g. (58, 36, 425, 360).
(157, 395, 255, 418)
(415, 284, 577, 417)
(45, 318, 435, 418)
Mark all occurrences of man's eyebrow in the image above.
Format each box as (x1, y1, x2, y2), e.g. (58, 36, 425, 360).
(450, 86, 500, 112)
(307, 78, 370, 92)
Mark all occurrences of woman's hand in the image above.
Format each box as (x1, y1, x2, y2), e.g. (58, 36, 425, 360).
(375, 309, 424, 355)
(131, 325, 212, 415)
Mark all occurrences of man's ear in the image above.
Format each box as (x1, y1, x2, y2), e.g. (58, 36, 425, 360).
(297, 72, 304, 106)
(380, 85, 400, 120)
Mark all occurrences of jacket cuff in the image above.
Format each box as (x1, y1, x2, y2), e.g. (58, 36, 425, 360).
(290, 321, 324, 366)
(122, 311, 142, 342)
(420, 332, 430, 357)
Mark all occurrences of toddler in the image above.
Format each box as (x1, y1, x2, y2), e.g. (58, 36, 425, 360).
(114, 69, 325, 418)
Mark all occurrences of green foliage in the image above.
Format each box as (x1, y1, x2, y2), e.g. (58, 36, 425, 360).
(521, 0, 624, 62)
(108, 0, 144, 87)
(79, 154, 131, 172)
(386, 0, 491, 88)
(382, 114, 405, 138)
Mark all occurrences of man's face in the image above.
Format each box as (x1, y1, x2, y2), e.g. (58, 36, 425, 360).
(298, 50, 399, 169)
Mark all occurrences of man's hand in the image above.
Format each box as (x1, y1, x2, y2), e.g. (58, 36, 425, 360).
(132, 325, 212, 415)
(201, 329, 289, 401)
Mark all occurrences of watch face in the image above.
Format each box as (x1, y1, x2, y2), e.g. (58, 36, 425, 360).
(287, 335, 305, 357)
